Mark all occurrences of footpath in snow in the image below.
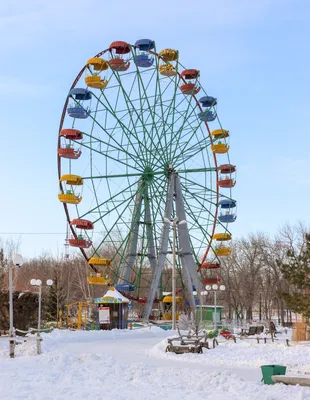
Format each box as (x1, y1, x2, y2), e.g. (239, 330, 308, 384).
(1, 327, 310, 400)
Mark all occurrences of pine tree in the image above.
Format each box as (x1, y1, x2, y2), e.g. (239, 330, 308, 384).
(277, 233, 310, 318)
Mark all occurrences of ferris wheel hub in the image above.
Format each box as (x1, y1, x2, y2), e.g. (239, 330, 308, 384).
(142, 166, 155, 183)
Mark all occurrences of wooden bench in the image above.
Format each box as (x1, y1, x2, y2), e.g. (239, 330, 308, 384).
(165, 344, 203, 354)
(272, 375, 310, 386)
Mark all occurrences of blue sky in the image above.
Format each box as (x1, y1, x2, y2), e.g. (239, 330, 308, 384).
(0, 0, 309, 258)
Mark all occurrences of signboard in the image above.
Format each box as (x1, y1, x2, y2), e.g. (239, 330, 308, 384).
(99, 306, 110, 324)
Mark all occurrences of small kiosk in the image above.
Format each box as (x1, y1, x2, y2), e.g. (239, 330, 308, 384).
(196, 305, 224, 329)
(94, 287, 129, 330)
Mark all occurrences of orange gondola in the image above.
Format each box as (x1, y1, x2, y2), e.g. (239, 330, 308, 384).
(218, 177, 236, 188)
(180, 83, 200, 95)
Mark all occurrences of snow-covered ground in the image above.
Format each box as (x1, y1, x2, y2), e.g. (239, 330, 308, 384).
(1, 327, 310, 399)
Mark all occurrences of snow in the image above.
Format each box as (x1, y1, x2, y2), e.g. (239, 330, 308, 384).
(1, 328, 310, 399)
(94, 287, 130, 303)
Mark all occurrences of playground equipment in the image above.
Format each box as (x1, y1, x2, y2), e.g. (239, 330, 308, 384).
(57, 38, 236, 320)
(66, 302, 90, 329)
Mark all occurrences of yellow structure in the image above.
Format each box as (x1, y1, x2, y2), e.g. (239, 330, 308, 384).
(214, 247, 231, 256)
(159, 63, 177, 76)
(213, 233, 232, 241)
(88, 257, 112, 266)
(87, 276, 111, 285)
(67, 302, 89, 329)
(85, 76, 109, 89)
(159, 48, 178, 62)
(162, 295, 182, 303)
(86, 57, 109, 71)
(58, 193, 82, 204)
(163, 313, 180, 320)
(211, 129, 229, 139)
(60, 174, 83, 185)
(211, 143, 230, 154)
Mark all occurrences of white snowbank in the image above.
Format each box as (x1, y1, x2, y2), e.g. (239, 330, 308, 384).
(0, 328, 310, 400)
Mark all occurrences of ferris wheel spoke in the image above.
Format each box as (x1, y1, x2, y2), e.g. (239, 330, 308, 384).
(91, 93, 149, 167)
(90, 181, 146, 258)
(134, 67, 168, 166)
(169, 101, 201, 163)
(107, 71, 165, 169)
(79, 133, 143, 172)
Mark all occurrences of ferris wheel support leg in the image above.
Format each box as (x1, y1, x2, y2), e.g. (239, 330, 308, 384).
(143, 175, 175, 321)
(118, 180, 143, 284)
(144, 186, 163, 306)
(174, 175, 203, 318)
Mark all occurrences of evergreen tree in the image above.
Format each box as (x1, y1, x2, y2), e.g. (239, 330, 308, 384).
(277, 233, 310, 318)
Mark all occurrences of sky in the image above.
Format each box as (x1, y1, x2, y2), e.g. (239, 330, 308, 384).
(0, 0, 309, 259)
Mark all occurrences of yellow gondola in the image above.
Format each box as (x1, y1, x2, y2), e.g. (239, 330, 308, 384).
(159, 48, 178, 62)
(214, 247, 231, 256)
(211, 129, 229, 140)
(59, 174, 83, 185)
(213, 233, 232, 241)
(58, 193, 82, 204)
(86, 57, 109, 71)
(211, 143, 230, 154)
(163, 313, 180, 320)
(162, 295, 182, 303)
(87, 276, 111, 285)
(158, 63, 177, 77)
(84, 76, 108, 89)
(88, 257, 112, 266)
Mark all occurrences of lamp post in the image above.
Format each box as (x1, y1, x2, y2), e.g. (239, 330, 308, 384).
(164, 217, 186, 330)
(9, 254, 24, 358)
(206, 284, 226, 330)
(30, 279, 53, 354)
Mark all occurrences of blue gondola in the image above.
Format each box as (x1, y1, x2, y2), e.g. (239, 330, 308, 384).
(67, 106, 90, 119)
(198, 110, 217, 122)
(199, 96, 217, 107)
(114, 284, 136, 292)
(218, 214, 237, 223)
(218, 199, 237, 209)
(69, 88, 92, 101)
(134, 54, 154, 68)
(135, 39, 155, 51)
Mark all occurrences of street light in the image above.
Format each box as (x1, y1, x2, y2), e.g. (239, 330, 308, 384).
(9, 254, 24, 358)
(164, 217, 187, 330)
(30, 279, 53, 355)
(205, 284, 226, 330)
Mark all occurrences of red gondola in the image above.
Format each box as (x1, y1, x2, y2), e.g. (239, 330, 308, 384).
(204, 275, 220, 285)
(200, 262, 221, 269)
(59, 129, 83, 140)
(58, 147, 82, 159)
(109, 58, 130, 71)
(109, 41, 131, 54)
(68, 238, 92, 248)
(70, 219, 94, 230)
(217, 164, 236, 174)
(180, 69, 199, 79)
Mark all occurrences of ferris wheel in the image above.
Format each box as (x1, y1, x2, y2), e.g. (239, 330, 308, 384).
(57, 39, 237, 319)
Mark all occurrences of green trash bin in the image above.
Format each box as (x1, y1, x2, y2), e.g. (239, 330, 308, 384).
(260, 365, 287, 385)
